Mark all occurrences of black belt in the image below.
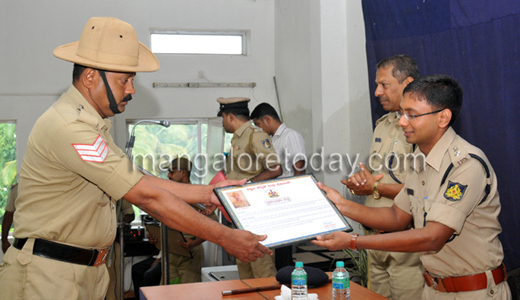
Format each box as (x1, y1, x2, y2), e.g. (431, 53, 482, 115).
(13, 238, 108, 267)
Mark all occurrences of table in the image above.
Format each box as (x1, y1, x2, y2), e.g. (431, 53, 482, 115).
(140, 272, 388, 300)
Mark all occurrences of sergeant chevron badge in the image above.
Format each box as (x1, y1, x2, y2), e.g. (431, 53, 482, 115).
(72, 135, 109, 163)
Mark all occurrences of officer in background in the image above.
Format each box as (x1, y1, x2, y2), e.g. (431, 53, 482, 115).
(345, 55, 423, 300)
(314, 75, 511, 299)
(250, 102, 306, 271)
(250, 102, 306, 178)
(217, 97, 282, 279)
(166, 157, 218, 284)
(106, 200, 135, 300)
(0, 17, 271, 300)
(1, 182, 17, 253)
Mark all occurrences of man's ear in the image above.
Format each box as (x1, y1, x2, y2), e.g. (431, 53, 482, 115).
(439, 109, 452, 129)
(402, 76, 414, 87)
(82, 68, 96, 89)
(263, 115, 272, 125)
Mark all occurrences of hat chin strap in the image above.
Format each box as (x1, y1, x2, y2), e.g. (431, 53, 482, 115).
(98, 70, 122, 115)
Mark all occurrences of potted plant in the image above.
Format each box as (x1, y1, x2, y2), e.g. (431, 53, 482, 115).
(342, 248, 368, 287)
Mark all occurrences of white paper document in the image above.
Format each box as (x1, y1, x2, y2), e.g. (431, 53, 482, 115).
(214, 174, 352, 248)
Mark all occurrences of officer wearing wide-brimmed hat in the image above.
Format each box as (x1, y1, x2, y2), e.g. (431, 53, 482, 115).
(0, 17, 271, 300)
(217, 97, 281, 280)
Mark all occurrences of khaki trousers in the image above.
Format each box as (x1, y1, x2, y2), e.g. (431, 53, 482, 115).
(365, 228, 424, 300)
(168, 243, 204, 283)
(236, 252, 277, 279)
(0, 238, 109, 300)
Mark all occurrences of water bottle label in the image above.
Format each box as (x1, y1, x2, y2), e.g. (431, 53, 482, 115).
(332, 282, 344, 289)
(292, 279, 306, 285)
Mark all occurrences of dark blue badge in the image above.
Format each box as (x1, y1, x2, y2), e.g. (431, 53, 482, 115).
(261, 139, 272, 149)
(444, 181, 468, 201)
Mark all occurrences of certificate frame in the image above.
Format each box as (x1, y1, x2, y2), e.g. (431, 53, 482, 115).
(213, 174, 352, 248)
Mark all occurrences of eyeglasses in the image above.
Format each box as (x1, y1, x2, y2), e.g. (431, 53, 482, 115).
(396, 108, 444, 121)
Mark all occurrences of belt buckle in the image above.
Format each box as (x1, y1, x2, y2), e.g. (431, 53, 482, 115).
(93, 248, 108, 267)
(426, 272, 447, 292)
(429, 277, 439, 290)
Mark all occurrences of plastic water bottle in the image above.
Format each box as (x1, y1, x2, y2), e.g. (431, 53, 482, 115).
(332, 261, 350, 300)
(291, 261, 308, 300)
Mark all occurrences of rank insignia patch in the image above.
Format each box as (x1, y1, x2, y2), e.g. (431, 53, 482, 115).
(72, 135, 108, 163)
(444, 181, 467, 201)
(261, 139, 272, 149)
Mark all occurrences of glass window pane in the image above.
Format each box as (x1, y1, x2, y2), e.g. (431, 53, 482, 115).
(151, 33, 243, 55)
(128, 123, 205, 184)
(0, 122, 17, 233)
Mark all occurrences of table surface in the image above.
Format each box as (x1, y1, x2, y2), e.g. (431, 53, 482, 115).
(140, 272, 389, 300)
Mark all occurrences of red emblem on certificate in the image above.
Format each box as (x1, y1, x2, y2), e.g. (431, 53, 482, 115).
(72, 135, 109, 163)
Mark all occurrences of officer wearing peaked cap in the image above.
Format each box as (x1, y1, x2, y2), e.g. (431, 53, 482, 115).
(217, 97, 282, 182)
(217, 97, 282, 279)
(0, 17, 271, 300)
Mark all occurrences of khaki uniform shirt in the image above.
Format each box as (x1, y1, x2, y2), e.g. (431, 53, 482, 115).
(366, 112, 413, 208)
(395, 127, 504, 277)
(14, 85, 143, 249)
(224, 122, 280, 180)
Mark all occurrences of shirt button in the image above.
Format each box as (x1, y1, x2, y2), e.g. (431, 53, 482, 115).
(422, 181, 425, 185)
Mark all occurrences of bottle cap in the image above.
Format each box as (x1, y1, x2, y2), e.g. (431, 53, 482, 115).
(295, 261, 304, 268)
(336, 261, 345, 267)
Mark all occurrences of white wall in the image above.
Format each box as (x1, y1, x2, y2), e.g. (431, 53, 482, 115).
(275, 0, 372, 232)
(275, 0, 372, 196)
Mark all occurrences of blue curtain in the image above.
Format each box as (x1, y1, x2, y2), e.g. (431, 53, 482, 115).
(363, 0, 520, 271)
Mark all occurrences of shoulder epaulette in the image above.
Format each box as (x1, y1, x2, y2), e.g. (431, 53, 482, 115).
(375, 113, 390, 126)
(448, 144, 470, 168)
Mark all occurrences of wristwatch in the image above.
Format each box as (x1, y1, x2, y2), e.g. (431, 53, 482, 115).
(349, 233, 359, 250)
(373, 181, 381, 199)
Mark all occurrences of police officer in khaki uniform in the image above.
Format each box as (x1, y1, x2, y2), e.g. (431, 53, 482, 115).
(313, 75, 511, 299)
(217, 97, 282, 279)
(345, 55, 424, 299)
(0, 17, 271, 300)
(166, 157, 218, 284)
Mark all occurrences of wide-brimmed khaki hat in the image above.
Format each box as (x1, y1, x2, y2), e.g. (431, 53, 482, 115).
(53, 17, 160, 72)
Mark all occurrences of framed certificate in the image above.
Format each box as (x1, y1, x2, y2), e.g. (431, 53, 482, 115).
(213, 174, 352, 248)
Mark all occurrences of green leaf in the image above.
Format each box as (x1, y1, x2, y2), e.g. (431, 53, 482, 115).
(1, 160, 17, 186)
